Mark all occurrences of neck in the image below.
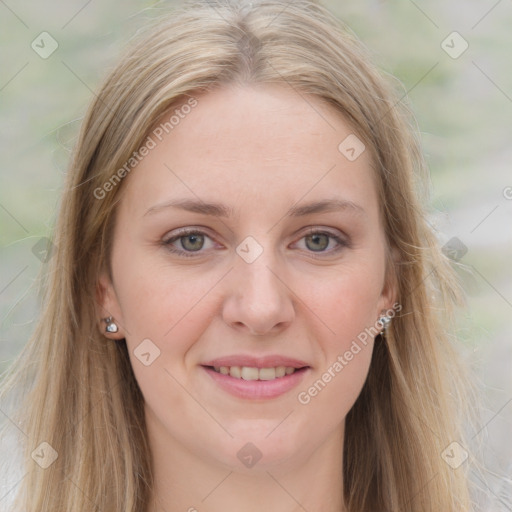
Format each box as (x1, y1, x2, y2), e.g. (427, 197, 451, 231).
(146, 418, 345, 512)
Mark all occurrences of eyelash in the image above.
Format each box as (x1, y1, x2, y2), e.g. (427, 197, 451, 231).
(162, 227, 349, 259)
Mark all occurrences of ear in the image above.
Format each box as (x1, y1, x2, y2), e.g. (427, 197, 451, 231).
(377, 246, 400, 315)
(96, 271, 125, 340)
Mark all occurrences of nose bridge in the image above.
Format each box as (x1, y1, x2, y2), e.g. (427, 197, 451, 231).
(222, 245, 295, 335)
(239, 256, 282, 303)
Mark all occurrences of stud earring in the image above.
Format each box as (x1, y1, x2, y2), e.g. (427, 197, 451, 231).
(377, 314, 391, 337)
(104, 316, 119, 334)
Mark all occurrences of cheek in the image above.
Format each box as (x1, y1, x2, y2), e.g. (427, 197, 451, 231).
(111, 265, 241, 427)
(293, 261, 383, 400)
(114, 262, 222, 422)
(116, 264, 221, 348)
(270, 264, 377, 392)
(302, 263, 384, 346)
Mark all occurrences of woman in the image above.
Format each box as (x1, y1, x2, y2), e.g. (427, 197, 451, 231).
(0, 0, 473, 510)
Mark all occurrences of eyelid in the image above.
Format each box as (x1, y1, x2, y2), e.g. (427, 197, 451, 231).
(162, 226, 214, 243)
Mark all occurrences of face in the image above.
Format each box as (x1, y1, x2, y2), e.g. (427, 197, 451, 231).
(99, 84, 395, 474)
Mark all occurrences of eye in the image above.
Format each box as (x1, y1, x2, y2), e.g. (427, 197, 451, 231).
(293, 229, 348, 255)
(163, 229, 217, 257)
(162, 227, 348, 258)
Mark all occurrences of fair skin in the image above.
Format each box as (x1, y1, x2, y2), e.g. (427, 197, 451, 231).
(99, 84, 396, 512)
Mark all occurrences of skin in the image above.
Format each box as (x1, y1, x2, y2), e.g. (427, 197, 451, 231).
(98, 84, 396, 512)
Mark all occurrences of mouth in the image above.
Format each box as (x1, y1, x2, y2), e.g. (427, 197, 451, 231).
(200, 357, 311, 400)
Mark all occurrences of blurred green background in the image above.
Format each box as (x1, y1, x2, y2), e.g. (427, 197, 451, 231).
(1, 0, 511, 507)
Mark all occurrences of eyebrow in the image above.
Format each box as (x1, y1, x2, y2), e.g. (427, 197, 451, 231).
(143, 198, 365, 218)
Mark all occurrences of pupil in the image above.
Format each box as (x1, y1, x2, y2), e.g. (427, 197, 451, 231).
(306, 234, 328, 251)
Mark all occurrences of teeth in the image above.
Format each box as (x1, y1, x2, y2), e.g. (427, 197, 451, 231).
(275, 366, 286, 378)
(258, 367, 276, 380)
(229, 366, 242, 379)
(241, 367, 260, 380)
(213, 365, 298, 380)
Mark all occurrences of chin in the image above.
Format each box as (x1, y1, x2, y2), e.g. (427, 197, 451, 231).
(207, 420, 315, 473)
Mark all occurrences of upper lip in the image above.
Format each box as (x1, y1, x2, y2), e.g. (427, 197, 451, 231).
(202, 355, 310, 369)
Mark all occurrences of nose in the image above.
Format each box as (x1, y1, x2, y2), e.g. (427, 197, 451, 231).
(221, 255, 295, 336)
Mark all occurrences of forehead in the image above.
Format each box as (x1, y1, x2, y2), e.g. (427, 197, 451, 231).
(119, 84, 379, 223)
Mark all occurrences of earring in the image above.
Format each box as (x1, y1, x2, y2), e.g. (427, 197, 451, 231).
(104, 316, 119, 334)
(377, 314, 391, 337)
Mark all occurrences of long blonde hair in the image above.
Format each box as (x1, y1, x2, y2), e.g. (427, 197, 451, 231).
(0, 1, 473, 510)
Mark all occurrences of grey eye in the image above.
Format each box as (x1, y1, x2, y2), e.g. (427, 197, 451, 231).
(304, 233, 330, 251)
(180, 234, 205, 251)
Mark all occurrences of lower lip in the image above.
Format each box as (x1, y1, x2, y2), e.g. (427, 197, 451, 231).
(202, 366, 310, 400)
